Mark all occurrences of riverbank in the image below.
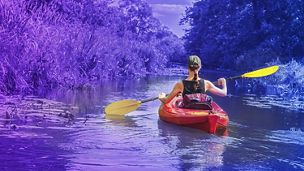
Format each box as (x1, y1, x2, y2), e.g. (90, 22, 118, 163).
(0, 95, 78, 131)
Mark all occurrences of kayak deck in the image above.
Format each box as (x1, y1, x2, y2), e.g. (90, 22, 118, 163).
(158, 95, 229, 135)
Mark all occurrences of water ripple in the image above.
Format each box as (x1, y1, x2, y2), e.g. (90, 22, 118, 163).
(243, 94, 304, 111)
(266, 129, 304, 145)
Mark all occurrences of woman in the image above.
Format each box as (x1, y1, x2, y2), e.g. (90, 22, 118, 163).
(158, 55, 227, 104)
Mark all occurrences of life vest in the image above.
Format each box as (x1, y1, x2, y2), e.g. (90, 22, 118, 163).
(181, 79, 213, 110)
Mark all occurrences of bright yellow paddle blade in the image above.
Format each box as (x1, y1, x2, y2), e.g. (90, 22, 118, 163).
(105, 100, 141, 115)
(242, 66, 279, 78)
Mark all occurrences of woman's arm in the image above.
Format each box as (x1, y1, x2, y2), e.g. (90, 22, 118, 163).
(159, 82, 183, 104)
(205, 78, 227, 97)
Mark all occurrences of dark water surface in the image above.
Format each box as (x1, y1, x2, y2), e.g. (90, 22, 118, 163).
(1, 71, 304, 170)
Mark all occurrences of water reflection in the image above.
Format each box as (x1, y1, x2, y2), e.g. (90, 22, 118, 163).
(0, 128, 71, 170)
(104, 115, 139, 128)
(58, 73, 304, 170)
(1, 72, 304, 170)
(157, 120, 226, 170)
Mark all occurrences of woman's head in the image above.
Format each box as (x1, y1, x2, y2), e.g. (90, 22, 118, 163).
(188, 55, 201, 72)
(187, 55, 201, 90)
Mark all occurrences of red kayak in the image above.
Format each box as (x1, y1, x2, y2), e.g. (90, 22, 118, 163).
(158, 94, 229, 135)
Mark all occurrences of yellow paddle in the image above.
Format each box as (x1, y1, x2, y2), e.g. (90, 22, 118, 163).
(105, 66, 279, 115)
(212, 66, 279, 84)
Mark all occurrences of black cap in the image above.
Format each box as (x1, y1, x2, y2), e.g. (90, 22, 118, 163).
(188, 55, 201, 68)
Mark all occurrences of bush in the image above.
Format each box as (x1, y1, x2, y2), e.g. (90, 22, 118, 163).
(182, 0, 304, 71)
(0, 0, 186, 95)
(255, 59, 304, 99)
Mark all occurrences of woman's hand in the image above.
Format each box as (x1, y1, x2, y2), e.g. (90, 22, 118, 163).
(206, 79, 227, 97)
(158, 92, 166, 99)
(217, 78, 226, 87)
(158, 82, 183, 104)
(158, 92, 167, 104)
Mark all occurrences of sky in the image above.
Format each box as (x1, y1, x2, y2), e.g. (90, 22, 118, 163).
(146, 0, 198, 37)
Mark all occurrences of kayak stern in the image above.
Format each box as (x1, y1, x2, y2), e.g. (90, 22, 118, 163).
(158, 95, 229, 135)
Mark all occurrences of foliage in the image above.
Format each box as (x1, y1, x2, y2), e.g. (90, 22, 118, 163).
(182, 0, 304, 70)
(255, 59, 304, 99)
(0, 0, 186, 95)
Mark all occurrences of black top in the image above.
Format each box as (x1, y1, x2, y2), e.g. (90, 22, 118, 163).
(182, 79, 206, 96)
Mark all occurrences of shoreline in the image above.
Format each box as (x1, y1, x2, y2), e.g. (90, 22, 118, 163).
(0, 95, 78, 131)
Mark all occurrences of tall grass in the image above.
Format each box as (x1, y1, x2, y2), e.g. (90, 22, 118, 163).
(0, 0, 186, 95)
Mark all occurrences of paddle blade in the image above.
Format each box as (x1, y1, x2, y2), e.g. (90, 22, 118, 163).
(105, 100, 141, 115)
(242, 66, 279, 78)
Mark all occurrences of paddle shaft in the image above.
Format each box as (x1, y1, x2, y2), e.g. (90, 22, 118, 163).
(141, 97, 159, 103)
(139, 75, 242, 103)
(143, 73, 264, 102)
(106, 66, 278, 115)
(141, 94, 169, 103)
(212, 75, 242, 85)
(141, 76, 240, 102)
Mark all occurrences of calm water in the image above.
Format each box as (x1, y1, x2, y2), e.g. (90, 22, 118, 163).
(1, 71, 304, 170)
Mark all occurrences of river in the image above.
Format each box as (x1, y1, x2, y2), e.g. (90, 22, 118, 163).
(1, 70, 304, 170)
